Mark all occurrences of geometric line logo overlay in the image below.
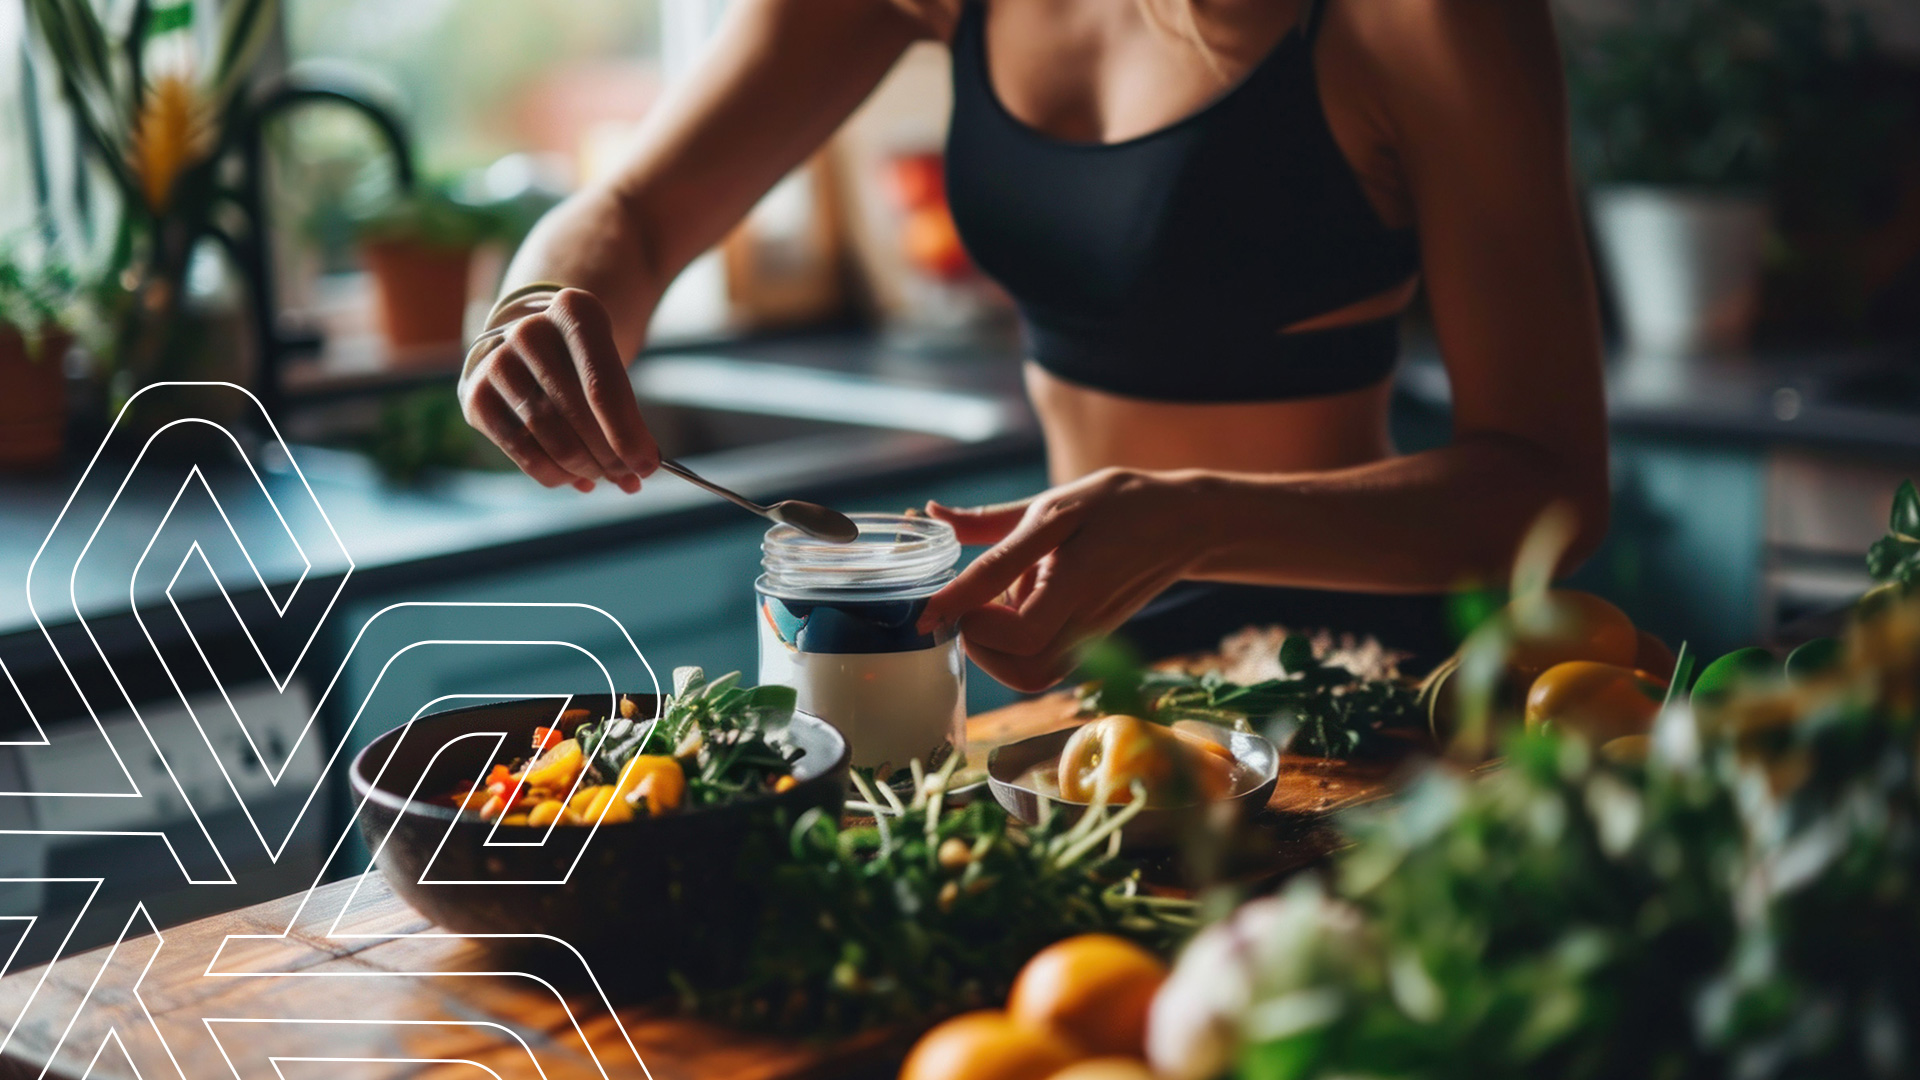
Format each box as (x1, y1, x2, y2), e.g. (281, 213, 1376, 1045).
(0, 383, 666, 1078)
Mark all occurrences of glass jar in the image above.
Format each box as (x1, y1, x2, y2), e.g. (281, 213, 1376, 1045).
(757, 513, 965, 777)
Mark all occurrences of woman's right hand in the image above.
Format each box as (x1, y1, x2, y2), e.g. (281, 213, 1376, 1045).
(458, 287, 662, 494)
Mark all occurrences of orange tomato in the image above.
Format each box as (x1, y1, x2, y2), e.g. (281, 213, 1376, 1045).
(1525, 661, 1667, 743)
(1500, 590, 1640, 678)
(1058, 717, 1232, 807)
(900, 1011, 1078, 1080)
(1046, 1061, 1157, 1080)
(1007, 934, 1168, 1058)
(1633, 629, 1678, 683)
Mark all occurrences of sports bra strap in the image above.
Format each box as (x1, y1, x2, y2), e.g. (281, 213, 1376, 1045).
(1300, 0, 1330, 46)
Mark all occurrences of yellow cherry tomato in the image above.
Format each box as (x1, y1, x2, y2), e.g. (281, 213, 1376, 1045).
(1496, 590, 1640, 679)
(1525, 661, 1667, 743)
(615, 755, 685, 815)
(521, 738, 583, 791)
(1058, 716, 1232, 806)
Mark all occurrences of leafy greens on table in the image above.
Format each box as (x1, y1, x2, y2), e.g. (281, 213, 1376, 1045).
(576, 666, 799, 803)
(678, 758, 1196, 1034)
(1076, 633, 1426, 758)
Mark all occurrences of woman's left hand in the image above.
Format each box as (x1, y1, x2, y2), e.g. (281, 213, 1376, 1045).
(915, 468, 1215, 692)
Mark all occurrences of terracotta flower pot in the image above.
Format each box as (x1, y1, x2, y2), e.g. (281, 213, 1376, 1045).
(361, 240, 476, 358)
(0, 325, 70, 470)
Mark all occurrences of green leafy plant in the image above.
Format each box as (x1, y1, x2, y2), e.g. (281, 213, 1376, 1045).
(1075, 636, 1426, 759)
(349, 185, 509, 252)
(0, 245, 80, 359)
(575, 667, 800, 806)
(1157, 545, 1920, 1079)
(1561, 0, 1861, 187)
(1864, 479, 1919, 596)
(679, 755, 1197, 1034)
(24, 0, 407, 402)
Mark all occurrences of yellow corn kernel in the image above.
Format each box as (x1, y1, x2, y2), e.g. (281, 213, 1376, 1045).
(527, 800, 564, 827)
(598, 797, 634, 824)
(773, 774, 799, 794)
(501, 813, 530, 827)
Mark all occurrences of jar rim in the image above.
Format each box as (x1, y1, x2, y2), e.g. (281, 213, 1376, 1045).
(761, 512, 961, 593)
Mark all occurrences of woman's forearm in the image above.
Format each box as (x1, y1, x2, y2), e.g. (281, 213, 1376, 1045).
(1183, 434, 1610, 593)
(498, 186, 667, 357)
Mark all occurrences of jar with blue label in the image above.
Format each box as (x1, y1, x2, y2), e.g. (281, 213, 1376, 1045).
(757, 513, 964, 777)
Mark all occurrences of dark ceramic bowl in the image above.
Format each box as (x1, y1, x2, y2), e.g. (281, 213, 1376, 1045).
(986, 720, 1279, 849)
(349, 694, 848, 987)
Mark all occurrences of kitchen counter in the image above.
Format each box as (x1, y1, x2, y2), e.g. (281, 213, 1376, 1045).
(5, 331, 1919, 663)
(0, 331, 1041, 651)
(1396, 340, 1920, 456)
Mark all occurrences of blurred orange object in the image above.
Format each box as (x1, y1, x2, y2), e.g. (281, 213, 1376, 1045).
(1007, 934, 1168, 1058)
(1524, 660, 1666, 743)
(903, 205, 972, 280)
(1045, 1060, 1157, 1080)
(1498, 589, 1641, 680)
(0, 327, 68, 469)
(889, 152, 947, 209)
(361, 240, 473, 355)
(900, 1011, 1079, 1080)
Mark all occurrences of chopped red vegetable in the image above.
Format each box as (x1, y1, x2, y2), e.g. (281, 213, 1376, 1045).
(533, 726, 562, 752)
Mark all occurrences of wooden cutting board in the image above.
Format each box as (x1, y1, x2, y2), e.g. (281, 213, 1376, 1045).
(0, 698, 1410, 1080)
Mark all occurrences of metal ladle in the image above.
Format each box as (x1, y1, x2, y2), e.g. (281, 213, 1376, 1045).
(657, 458, 861, 544)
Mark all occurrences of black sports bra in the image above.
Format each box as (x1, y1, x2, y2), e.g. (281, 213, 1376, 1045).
(945, 0, 1420, 402)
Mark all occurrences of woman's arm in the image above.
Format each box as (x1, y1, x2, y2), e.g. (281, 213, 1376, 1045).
(461, 0, 927, 491)
(920, 0, 1609, 690)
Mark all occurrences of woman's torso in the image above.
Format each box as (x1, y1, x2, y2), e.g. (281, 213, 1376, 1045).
(941, 0, 1421, 483)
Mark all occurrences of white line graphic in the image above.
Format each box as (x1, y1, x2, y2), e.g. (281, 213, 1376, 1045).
(2, 383, 680, 1078)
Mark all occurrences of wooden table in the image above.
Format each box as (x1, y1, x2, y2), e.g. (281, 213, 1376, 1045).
(0, 697, 1408, 1080)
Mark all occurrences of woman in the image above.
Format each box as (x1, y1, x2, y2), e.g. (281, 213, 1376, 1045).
(458, 0, 1609, 689)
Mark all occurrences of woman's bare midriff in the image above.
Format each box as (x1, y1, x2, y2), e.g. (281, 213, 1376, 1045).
(1028, 361, 1398, 484)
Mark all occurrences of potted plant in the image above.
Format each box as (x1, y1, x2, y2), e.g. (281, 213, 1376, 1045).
(351, 188, 506, 360)
(24, 0, 412, 423)
(1563, 0, 1848, 359)
(0, 249, 79, 469)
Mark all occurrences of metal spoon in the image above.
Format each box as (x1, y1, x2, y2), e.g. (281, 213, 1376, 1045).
(656, 458, 861, 544)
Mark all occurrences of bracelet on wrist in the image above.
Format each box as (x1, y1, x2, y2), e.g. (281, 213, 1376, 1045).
(462, 281, 570, 380)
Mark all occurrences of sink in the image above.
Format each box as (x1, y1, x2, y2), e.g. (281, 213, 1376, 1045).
(631, 354, 1025, 443)
(266, 354, 1030, 495)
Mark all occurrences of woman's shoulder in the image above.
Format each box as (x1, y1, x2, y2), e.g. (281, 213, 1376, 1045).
(876, 0, 968, 42)
(1321, 0, 1561, 86)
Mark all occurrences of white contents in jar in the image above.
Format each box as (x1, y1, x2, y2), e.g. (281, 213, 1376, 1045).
(757, 620, 964, 772)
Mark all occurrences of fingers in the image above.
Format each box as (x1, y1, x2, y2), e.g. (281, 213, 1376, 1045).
(962, 572, 1177, 693)
(546, 289, 660, 479)
(464, 381, 594, 490)
(926, 498, 1031, 545)
(917, 501, 1082, 632)
(460, 288, 661, 493)
(485, 346, 614, 490)
(502, 316, 639, 493)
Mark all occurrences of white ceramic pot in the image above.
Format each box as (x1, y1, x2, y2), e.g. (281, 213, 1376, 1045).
(1589, 185, 1769, 359)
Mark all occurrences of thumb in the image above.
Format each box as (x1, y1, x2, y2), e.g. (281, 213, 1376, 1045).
(926, 498, 1031, 545)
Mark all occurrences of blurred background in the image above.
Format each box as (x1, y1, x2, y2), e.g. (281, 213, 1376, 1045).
(0, 0, 1917, 958)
